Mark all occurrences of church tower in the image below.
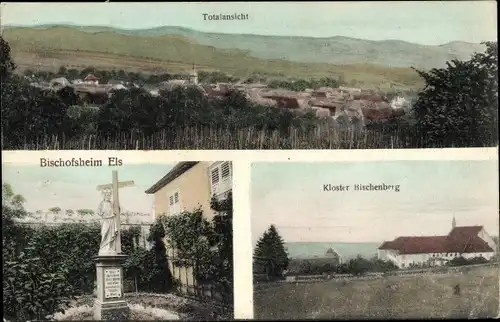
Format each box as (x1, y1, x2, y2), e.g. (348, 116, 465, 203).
(189, 64, 198, 85)
(452, 214, 456, 230)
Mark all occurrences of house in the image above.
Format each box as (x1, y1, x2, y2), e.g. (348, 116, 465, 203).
(390, 96, 409, 110)
(339, 86, 362, 94)
(49, 77, 70, 89)
(84, 74, 99, 85)
(107, 80, 124, 86)
(378, 217, 496, 268)
(325, 247, 342, 265)
(145, 161, 233, 293)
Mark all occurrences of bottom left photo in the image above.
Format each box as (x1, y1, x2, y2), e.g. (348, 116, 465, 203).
(2, 158, 234, 321)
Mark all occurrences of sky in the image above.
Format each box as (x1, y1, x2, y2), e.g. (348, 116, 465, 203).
(1, 1, 497, 45)
(2, 163, 174, 214)
(251, 160, 499, 245)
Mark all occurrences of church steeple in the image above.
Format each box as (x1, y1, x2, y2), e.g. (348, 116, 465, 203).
(452, 214, 456, 230)
(189, 63, 198, 85)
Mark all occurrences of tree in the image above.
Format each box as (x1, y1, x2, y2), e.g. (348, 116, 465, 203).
(253, 225, 289, 280)
(3, 183, 29, 258)
(48, 206, 62, 214)
(144, 219, 174, 292)
(76, 209, 95, 216)
(413, 42, 498, 147)
(209, 192, 233, 307)
(0, 36, 16, 84)
(347, 256, 372, 276)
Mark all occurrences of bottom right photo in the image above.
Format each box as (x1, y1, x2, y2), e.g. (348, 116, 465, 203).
(251, 160, 499, 320)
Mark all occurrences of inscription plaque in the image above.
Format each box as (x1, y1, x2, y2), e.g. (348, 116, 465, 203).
(104, 268, 122, 299)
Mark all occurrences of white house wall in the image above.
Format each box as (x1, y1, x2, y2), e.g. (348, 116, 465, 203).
(462, 252, 495, 260)
(381, 250, 495, 268)
(478, 228, 497, 252)
(378, 249, 398, 263)
(395, 253, 431, 268)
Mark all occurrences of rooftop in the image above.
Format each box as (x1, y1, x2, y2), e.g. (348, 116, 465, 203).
(378, 226, 493, 255)
(145, 162, 198, 194)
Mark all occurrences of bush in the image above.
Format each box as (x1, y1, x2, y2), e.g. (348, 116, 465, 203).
(3, 246, 76, 321)
(287, 256, 398, 276)
(447, 256, 489, 267)
(161, 193, 233, 307)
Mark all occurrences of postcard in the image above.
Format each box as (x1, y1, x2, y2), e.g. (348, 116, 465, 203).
(0, 1, 497, 150)
(251, 159, 499, 319)
(2, 154, 234, 321)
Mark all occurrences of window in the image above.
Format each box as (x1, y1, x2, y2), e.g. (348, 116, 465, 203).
(209, 162, 232, 197)
(168, 190, 181, 215)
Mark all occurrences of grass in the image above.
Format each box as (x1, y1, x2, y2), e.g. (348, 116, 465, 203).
(253, 266, 499, 320)
(3, 27, 423, 90)
(66, 293, 232, 321)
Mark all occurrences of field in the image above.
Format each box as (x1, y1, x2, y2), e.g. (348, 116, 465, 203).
(3, 27, 423, 90)
(253, 266, 499, 320)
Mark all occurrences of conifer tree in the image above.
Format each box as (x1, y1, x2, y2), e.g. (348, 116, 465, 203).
(253, 224, 289, 280)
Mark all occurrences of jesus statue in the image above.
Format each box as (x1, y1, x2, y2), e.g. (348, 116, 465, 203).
(97, 189, 119, 255)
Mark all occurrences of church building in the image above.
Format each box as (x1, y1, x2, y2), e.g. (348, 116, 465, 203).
(377, 216, 496, 268)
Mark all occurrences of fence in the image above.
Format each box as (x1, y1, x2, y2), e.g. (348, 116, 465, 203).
(7, 125, 498, 150)
(165, 248, 232, 307)
(255, 262, 498, 286)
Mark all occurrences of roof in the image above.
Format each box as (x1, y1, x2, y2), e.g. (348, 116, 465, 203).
(379, 236, 449, 254)
(145, 162, 199, 194)
(85, 74, 99, 81)
(378, 226, 493, 255)
(446, 226, 490, 253)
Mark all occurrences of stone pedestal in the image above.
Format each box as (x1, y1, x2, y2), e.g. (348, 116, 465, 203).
(94, 254, 130, 321)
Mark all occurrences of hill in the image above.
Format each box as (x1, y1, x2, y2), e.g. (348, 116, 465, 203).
(3, 26, 424, 90)
(3, 24, 486, 69)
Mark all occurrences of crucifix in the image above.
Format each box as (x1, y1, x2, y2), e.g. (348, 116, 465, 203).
(96, 170, 134, 254)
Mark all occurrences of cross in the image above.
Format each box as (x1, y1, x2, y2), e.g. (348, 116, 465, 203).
(96, 170, 134, 254)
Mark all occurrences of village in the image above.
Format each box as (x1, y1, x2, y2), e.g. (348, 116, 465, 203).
(27, 66, 411, 127)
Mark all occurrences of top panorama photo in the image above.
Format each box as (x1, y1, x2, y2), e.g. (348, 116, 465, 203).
(0, 1, 497, 150)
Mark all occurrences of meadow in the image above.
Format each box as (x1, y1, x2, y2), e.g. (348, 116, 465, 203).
(253, 266, 499, 320)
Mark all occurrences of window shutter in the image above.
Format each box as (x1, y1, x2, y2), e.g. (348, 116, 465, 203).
(210, 167, 220, 196)
(221, 162, 231, 182)
(210, 162, 232, 198)
(174, 192, 181, 214)
(168, 193, 175, 215)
